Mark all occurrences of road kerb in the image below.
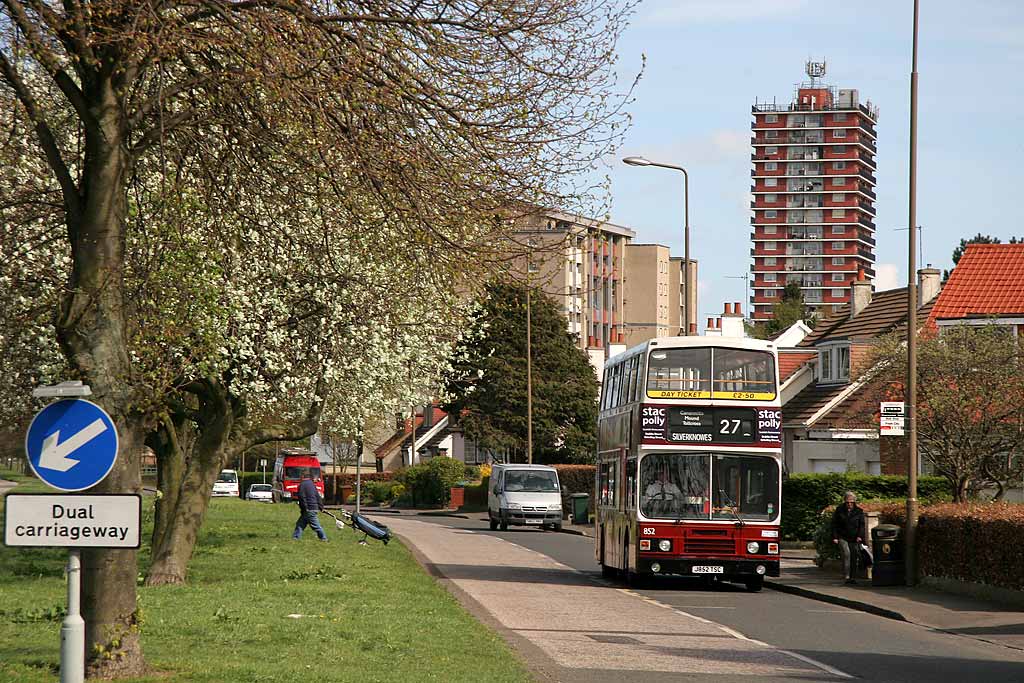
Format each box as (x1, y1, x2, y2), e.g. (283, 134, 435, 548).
(765, 579, 908, 622)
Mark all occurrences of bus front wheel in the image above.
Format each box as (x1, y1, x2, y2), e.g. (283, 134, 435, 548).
(744, 576, 764, 592)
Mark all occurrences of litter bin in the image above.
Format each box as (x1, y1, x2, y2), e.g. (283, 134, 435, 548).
(569, 493, 590, 525)
(871, 524, 904, 586)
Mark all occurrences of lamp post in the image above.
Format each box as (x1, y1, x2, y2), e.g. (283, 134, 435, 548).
(905, 0, 921, 587)
(622, 156, 694, 335)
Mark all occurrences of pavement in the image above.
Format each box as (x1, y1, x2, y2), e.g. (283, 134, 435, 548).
(385, 514, 852, 681)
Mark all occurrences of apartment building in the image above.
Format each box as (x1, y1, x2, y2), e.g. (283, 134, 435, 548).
(622, 245, 700, 346)
(510, 208, 635, 373)
(750, 62, 879, 322)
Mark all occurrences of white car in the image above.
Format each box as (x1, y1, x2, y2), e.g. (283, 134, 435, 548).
(246, 483, 273, 502)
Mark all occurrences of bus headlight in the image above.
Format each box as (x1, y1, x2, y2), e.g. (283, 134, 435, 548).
(746, 541, 761, 554)
(658, 539, 672, 552)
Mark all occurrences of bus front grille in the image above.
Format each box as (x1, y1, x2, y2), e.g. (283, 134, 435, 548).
(684, 538, 736, 554)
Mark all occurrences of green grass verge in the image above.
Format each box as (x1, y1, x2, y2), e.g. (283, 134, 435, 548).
(1, 491, 531, 682)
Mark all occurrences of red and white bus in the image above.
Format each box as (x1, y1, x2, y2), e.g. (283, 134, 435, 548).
(272, 448, 325, 503)
(595, 336, 782, 591)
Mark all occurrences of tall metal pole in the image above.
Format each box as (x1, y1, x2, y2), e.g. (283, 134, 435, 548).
(682, 168, 693, 335)
(526, 285, 533, 464)
(355, 441, 362, 515)
(905, 0, 921, 587)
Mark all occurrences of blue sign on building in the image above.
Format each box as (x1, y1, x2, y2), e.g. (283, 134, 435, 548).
(25, 399, 119, 492)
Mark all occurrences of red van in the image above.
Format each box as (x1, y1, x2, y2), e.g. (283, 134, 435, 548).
(272, 448, 324, 503)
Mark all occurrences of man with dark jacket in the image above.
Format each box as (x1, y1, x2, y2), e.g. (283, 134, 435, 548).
(832, 491, 867, 584)
(292, 473, 328, 541)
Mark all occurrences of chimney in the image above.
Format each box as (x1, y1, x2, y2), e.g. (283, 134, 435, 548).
(918, 266, 941, 306)
(723, 302, 733, 315)
(705, 316, 722, 337)
(851, 268, 872, 319)
(720, 303, 746, 338)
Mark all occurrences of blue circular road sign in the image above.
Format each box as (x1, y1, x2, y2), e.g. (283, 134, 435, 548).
(25, 399, 119, 492)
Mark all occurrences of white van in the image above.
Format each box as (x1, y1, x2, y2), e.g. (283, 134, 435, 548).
(488, 464, 562, 531)
(212, 469, 240, 498)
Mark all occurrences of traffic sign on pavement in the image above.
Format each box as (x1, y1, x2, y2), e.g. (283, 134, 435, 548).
(3, 493, 141, 548)
(25, 399, 119, 492)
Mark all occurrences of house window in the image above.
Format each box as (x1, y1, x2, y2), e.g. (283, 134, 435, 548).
(765, 210, 777, 219)
(832, 225, 845, 234)
(528, 261, 539, 273)
(832, 288, 844, 297)
(833, 177, 846, 186)
(832, 257, 845, 265)
(764, 225, 777, 234)
(834, 145, 847, 153)
(765, 193, 777, 202)
(765, 257, 777, 266)
(833, 193, 846, 202)
(765, 241, 777, 250)
(765, 162, 778, 171)
(764, 273, 777, 282)
(766, 146, 778, 155)
(765, 114, 778, 123)
(834, 113, 848, 122)
(838, 346, 850, 378)
(819, 349, 831, 381)
(833, 128, 847, 138)
(764, 178, 778, 187)
(831, 273, 844, 282)
(832, 241, 845, 250)
(765, 130, 778, 139)
(832, 209, 846, 218)
(834, 161, 847, 170)
(818, 343, 852, 383)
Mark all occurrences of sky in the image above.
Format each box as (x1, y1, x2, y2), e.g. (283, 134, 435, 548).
(604, 0, 1024, 326)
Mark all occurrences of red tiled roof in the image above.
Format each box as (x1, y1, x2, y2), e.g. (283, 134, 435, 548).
(783, 382, 848, 426)
(778, 351, 815, 382)
(929, 244, 1024, 324)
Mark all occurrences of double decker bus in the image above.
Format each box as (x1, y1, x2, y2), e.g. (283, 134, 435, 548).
(595, 336, 782, 591)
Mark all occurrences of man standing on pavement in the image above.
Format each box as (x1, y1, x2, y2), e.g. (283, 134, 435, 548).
(832, 491, 866, 584)
(293, 472, 328, 541)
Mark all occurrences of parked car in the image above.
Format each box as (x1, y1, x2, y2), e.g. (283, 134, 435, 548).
(246, 483, 273, 502)
(212, 469, 240, 498)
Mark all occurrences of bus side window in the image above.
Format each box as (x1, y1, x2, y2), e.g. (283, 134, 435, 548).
(626, 356, 638, 405)
(601, 369, 610, 410)
(626, 457, 637, 510)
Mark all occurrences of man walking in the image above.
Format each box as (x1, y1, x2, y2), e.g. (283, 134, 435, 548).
(293, 473, 328, 541)
(832, 491, 866, 584)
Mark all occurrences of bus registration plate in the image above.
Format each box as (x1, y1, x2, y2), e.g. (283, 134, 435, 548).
(692, 566, 724, 574)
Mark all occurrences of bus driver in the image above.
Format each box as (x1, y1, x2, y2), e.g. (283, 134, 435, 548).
(643, 467, 683, 516)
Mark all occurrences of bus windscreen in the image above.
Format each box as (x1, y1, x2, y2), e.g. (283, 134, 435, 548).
(646, 348, 775, 400)
(640, 453, 779, 521)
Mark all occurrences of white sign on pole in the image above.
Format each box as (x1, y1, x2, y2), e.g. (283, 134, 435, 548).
(3, 494, 141, 548)
(259, 459, 267, 467)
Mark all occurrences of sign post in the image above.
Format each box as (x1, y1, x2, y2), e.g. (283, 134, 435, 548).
(260, 459, 267, 484)
(7, 385, 130, 683)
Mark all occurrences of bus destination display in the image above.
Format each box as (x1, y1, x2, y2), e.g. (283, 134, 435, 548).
(641, 406, 782, 446)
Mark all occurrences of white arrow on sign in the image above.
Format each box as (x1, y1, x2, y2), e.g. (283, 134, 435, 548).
(38, 419, 108, 472)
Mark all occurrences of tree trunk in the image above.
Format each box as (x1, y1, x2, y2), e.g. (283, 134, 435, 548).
(54, 82, 146, 676)
(149, 413, 192, 552)
(146, 381, 235, 586)
(954, 477, 970, 503)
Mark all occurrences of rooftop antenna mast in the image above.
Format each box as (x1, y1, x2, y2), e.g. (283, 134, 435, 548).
(805, 59, 827, 85)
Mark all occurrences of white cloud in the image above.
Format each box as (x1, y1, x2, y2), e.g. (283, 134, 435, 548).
(643, 0, 810, 26)
(875, 263, 900, 292)
(619, 129, 750, 168)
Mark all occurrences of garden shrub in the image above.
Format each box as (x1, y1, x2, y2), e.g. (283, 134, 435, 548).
(782, 473, 950, 540)
(812, 501, 904, 562)
(391, 458, 467, 507)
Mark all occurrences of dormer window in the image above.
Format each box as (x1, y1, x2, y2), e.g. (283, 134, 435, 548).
(818, 342, 851, 383)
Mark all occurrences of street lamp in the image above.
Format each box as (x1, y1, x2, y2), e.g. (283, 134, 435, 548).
(622, 156, 695, 335)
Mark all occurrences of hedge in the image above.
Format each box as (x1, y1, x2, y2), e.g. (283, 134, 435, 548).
(323, 472, 394, 504)
(782, 473, 951, 540)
